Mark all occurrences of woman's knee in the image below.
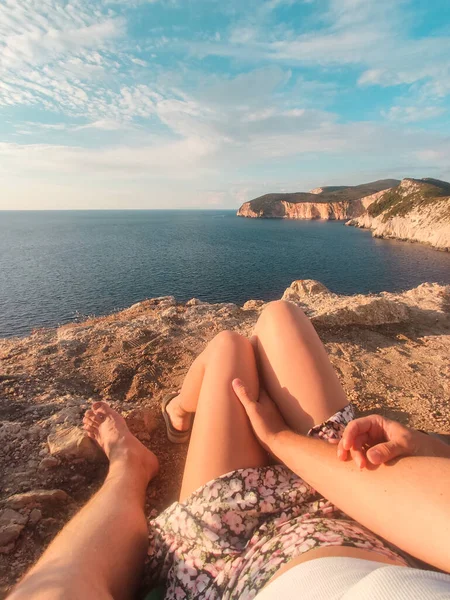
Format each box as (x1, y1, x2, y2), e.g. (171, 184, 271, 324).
(256, 300, 306, 331)
(207, 329, 251, 355)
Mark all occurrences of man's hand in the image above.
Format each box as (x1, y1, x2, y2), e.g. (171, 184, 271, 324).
(338, 414, 418, 468)
(232, 378, 289, 449)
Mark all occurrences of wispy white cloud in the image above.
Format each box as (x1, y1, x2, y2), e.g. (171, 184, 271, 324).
(72, 119, 127, 131)
(0, 0, 449, 209)
(383, 106, 446, 123)
(130, 57, 148, 67)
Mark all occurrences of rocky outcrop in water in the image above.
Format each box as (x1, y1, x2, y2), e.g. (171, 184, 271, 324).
(346, 178, 450, 251)
(237, 179, 399, 220)
(1, 281, 449, 594)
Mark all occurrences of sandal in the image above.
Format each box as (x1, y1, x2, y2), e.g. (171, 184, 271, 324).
(161, 392, 193, 444)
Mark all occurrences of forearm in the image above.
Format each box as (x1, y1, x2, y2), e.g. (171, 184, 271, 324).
(416, 430, 450, 458)
(273, 430, 450, 572)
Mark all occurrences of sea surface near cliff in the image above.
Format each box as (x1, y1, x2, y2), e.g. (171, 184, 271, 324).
(1, 209, 449, 338)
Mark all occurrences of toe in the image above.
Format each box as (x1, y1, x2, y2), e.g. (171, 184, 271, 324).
(83, 422, 97, 435)
(84, 425, 97, 439)
(92, 413, 105, 426)
(83, 415, 98, 429)
(93, 401, 110, 414)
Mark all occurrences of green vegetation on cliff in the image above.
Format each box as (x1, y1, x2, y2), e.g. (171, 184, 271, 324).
(367, 178, 450, 221)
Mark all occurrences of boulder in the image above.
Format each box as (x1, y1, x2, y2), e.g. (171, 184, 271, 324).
(29, 509, 42, 525)
(0, 508, 28, 547)
(311, 296, 410, 328)
(282, 279, 331, 301)
(281, 279, 410, 327)
(125, 407, 158, 441)
(242, 300, 266, 311)
(47, 427, 102, 461)
(38, 457, 60, 470)
(160, 307, 178, 319)
(0, 523, 25, 547)
(186, 298, 203, 306)
(0, 422, 22, 441)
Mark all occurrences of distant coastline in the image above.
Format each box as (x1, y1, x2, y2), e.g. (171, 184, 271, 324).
(237, 177, 450, 251)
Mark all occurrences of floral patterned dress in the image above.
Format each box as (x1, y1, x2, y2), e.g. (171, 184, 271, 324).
(145, 404, 409, 599)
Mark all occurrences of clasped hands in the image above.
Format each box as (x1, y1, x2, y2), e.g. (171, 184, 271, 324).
(232, 378, 422, 469)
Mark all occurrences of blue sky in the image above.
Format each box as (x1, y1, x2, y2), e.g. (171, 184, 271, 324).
(0, 0, 449, 209)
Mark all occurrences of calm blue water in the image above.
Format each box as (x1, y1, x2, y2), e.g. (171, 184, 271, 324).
(0, 210, 449, 338)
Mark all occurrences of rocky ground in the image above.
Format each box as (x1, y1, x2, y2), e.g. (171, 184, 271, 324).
(0, 279, 449, 597)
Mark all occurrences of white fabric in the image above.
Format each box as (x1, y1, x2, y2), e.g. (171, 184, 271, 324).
(254, 557, 450, 599)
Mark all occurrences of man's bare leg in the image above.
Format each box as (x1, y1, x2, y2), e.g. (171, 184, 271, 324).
(8, 403, 158, 600)
(252, 300, 349, 434)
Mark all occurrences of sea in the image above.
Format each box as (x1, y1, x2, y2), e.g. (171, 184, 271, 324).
(0, 210, 449, 338)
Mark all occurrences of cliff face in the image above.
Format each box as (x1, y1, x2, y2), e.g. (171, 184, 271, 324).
(237, 199, 352, 219)
(346, 178, 450, 251)
(237, 179, 400, 220)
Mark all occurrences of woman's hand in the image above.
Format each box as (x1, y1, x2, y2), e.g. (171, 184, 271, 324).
(232, 378, 289, 450)
(338, 414, 418, 468)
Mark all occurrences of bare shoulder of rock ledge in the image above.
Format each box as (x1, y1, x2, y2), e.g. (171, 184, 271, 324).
(2, 279, 448, 353)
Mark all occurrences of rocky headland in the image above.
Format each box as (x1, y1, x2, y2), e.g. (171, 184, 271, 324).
(346, 178, 450, 251)
(1, 280, 450, 596)
(237, 179, 399, 220)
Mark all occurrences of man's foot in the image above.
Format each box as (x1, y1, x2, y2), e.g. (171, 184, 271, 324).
(165, 394, 192, 432)
(83, 402, 159, 480)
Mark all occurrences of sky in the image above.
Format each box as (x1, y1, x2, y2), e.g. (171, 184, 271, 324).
(0, 0, 449, 210)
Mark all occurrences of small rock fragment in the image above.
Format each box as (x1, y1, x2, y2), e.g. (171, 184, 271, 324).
(5, 489, 70, 509)
(160, 307, 177, 319)
(38, 457, 60, 470)
(47, 427, 102, 460)
(186, 298, 202, 306)
(29, 509, 42, 525)
(242, 300, 266, 311)
(0, 509, 28, 548)
(125, 407, 158, 438)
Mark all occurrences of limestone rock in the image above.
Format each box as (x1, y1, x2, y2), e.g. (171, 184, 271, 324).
(5, 489, 70, 509)
(0, 517, 25, 547)
(186, 298, 203, 306)
(160, 307, 178, 319)
(0, 422, 22, 441)
(312, 297, 410, 328)
(281, 280, 410, 327)
(282, 279, 331, 301)
(51, 406, 83, 426)
(47, 427, 102, 461)
(0, 509, 28, 546)
(125, 407, 158, 441)
(242, 300, 266, 311)
(38, 457, 60, 470)
(0, 509, 27, 526)
(29, 509, 42, 525)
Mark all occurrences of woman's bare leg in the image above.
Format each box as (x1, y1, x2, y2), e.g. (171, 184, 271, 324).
(164, 348, 207, 432)
(252, 300, 349, 434)
(8, 403, 158, 600)
(178, 330, 269, 501)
